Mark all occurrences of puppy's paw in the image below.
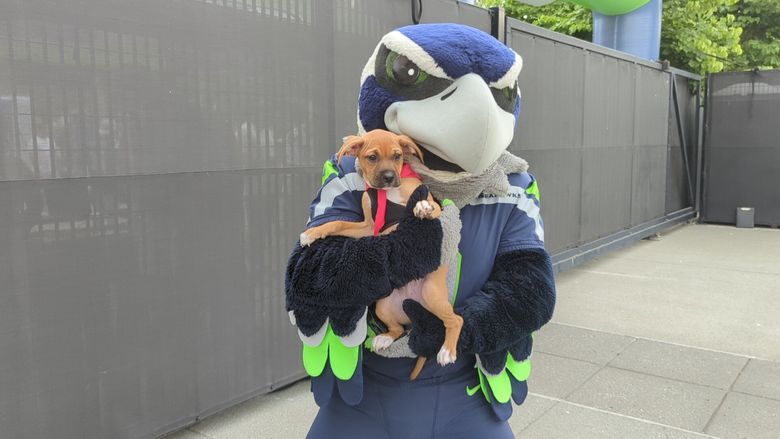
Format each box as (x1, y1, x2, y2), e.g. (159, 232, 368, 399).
(413, 200, 435, 219)
(299, 232, 315, 246)
(372, 334, 394, 351)
(436, 346, 457, 366)
(300, 228, 325, 246)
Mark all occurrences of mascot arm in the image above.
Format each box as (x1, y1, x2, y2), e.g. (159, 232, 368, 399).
(405, 176, 555, 372)
(456, 248, 555, 353)
(404, 248, 555, 357)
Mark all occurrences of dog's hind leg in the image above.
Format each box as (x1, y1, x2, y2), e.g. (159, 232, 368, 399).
(372, 297, 406, 351)
(420, 266, 463, 366)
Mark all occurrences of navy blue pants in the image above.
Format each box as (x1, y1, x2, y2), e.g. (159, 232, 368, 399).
(306, 365, 514, 439)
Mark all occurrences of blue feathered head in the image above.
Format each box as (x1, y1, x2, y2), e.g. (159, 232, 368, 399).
(357, 23, 523, 174)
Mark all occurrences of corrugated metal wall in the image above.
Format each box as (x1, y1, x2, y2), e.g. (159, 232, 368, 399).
(0, 1, 329, 438)
(508, 20, 698, 257)
(703, 70, 780, 226)
(0, 2, 699, 438)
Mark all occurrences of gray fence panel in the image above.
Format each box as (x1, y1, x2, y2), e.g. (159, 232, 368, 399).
(631, 66, 670, 226)
(665, 73, 698, 214)
(510, 29, 585, 254)
(508, 20, 680, 256)
(703, 70, 780, 226)
(0, 170, 317, 439)
(0, 0, 333, 180)
(580, 53, 634, 242)
(0, 1, 330, 438)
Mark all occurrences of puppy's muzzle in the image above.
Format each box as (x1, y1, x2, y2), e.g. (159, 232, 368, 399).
(375, 170, 399, 188)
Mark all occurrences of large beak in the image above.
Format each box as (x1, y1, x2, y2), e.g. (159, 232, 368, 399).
(384, 73, 516, 174)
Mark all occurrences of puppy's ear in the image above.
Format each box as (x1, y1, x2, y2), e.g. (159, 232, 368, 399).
(398, 135, 424, 162)
(337, 135, 364, 163)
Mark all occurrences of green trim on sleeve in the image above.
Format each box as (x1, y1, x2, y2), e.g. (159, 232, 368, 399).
(451, 252, 463, 305)
(525, 180, 540, 203)
(322, 160, 340, 185)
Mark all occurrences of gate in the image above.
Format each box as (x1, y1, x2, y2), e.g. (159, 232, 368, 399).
(702, 69, 780, 226)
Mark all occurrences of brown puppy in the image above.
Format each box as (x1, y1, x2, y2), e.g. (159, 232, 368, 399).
(300, 129, 463, 380)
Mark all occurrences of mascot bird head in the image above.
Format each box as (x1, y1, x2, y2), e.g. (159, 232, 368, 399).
(357, 23, 522, 175)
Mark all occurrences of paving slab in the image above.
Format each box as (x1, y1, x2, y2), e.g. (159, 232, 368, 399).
(602, 224, 780, 275)
(507, 394, 557, 433)
(163, 429, 213, 439)
(533, 323, 636, 365)
(189, 380, 317, 439)
(732, 358, 780, 401)
(609, 338, 748, 389)
(705, 392, 780, 439)
(553, 225, 780, 361)
(520, 400, 716, 439)
(566, 367, 725, 432)
(527, 352, 602, 399)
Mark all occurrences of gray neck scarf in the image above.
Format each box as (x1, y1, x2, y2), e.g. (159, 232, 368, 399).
(407, 151, 529, 208)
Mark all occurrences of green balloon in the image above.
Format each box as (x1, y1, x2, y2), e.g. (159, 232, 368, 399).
(567, 0, 651, 16)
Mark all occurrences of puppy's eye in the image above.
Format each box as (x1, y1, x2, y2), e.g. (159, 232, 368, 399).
(393, 153, 402, 161)
(367, 154, 378, 162)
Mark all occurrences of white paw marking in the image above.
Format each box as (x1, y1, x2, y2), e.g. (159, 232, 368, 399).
(414, 200, 434, 219)
(372, 335, 394, 351)
(437, 347, 456, 366)
(299, 232, 314, 246)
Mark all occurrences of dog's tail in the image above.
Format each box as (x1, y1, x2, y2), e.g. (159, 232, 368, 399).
(409, 356, 426, 380)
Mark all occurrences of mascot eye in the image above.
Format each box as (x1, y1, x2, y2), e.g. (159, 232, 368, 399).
(386, 51, 428, 86)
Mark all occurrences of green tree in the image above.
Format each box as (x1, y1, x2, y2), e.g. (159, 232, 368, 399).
(479, 0, 745, 76)
(660, 0, 743, 74)
(731, 0, 780, 69)
(480, 1, 592, 40)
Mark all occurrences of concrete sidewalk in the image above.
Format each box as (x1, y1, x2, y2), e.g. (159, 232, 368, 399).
(166, 224, 780, 439)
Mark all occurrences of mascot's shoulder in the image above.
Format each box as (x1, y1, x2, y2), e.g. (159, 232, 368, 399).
(507, 171, 536, 191)
(327, 155, 357, 176)
(320, 155, 359, 186)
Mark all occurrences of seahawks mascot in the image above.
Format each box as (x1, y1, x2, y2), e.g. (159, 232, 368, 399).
(285, 23, 556, 438)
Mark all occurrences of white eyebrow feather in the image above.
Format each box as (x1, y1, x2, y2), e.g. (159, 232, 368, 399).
(360, 31, 452, 85)
(489, 52, 523, 89)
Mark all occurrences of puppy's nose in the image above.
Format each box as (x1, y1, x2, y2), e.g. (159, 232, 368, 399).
(381, 171, 396, 185)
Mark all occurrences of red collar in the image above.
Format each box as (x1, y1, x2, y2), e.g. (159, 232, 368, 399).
(400, 163, 420, 179)
(366, 163, 419, 236)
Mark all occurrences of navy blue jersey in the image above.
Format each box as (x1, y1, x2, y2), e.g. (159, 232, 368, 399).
(307, 156, 545, 380)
